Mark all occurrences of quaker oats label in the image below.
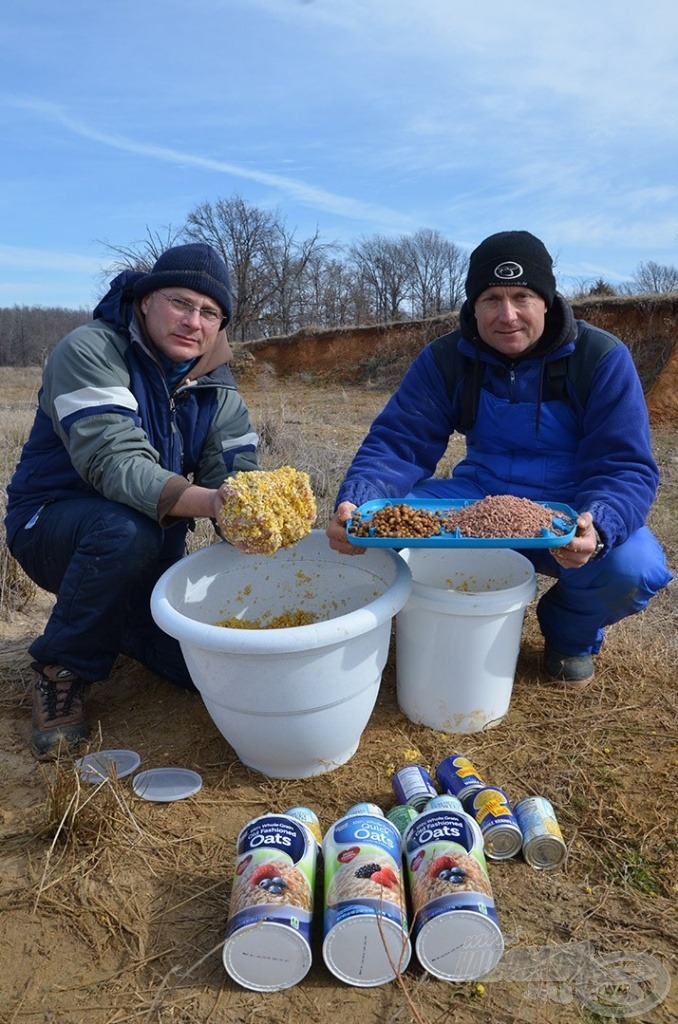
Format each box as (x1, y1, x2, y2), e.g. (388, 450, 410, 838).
(322, 812, 411, 986)
(223, 814, 317, 991)
(403, 810, 504, 981)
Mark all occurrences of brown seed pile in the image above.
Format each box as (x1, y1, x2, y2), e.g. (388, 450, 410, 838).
(349, 503, 445, 538)
(443, 495, 565, 538)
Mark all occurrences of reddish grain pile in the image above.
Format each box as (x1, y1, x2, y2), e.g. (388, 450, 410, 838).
(444, 495, 564, 538)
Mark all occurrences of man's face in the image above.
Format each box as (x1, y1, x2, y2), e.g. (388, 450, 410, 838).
(473, 286, 547, 357)
(140, 288, 223, 363)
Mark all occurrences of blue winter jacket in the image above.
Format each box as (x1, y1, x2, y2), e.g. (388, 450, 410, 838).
(336, 294, 659, 550)
(5, 271, 259, 556)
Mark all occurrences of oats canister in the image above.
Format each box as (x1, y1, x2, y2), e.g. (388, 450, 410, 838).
(322, 810, 411, 986)
(403, 808, 504, 981)
(223, 813, 318, 991)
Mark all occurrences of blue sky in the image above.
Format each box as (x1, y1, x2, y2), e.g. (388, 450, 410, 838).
(2, 0, 677, 311)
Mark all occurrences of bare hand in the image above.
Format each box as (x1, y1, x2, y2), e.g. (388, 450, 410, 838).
(550, 511, 599, 569)
(326, 501, 364, 555)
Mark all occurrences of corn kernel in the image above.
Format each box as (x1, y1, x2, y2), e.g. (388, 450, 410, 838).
(219, 466, 317, 555)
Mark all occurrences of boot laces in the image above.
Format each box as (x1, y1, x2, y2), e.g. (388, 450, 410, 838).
(35, 672, 85, 722)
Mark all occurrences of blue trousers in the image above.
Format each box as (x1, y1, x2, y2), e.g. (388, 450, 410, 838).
(10, 498, 195, 688)
(409, 480, 673, 657)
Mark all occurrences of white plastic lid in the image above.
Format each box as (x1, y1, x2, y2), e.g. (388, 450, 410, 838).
(132, 768, 202, 802)
(322, 916, 411, 987)
(223, 921, 312, 991)
(415, 909, 504, 980)
(76, 749, 141, 783)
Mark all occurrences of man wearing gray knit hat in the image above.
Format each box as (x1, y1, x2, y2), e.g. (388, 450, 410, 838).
(6, 242, 261, 758)
(328, 230, 672, 690)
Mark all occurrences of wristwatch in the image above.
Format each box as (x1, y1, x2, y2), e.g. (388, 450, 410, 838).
(591, 528, 605, 560)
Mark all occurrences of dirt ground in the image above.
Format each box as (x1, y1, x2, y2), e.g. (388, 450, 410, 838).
(0, 374, 676, 1024)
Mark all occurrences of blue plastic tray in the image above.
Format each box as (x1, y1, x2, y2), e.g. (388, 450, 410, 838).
(346, 498, 578, 549)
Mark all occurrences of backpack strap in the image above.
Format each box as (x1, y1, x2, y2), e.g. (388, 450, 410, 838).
(560, 322, 620, 409)
(430, 321, 620, 430)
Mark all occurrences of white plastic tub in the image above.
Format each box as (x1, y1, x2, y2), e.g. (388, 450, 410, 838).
(151, 531, 411, 778)
(396, 548, 536, 733)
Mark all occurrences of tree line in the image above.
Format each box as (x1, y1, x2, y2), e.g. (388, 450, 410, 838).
(2, 193, 678, 365)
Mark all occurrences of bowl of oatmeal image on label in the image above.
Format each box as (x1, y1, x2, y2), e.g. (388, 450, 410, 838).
(403, 809, 504, 981)
(322, 810, 411, 987)
(223, 813, 318, 992)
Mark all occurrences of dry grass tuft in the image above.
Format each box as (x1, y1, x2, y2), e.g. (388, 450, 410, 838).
(0, 545, 37, 619)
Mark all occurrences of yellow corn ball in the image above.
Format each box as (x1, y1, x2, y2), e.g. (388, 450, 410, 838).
(218, 466, 317, 555)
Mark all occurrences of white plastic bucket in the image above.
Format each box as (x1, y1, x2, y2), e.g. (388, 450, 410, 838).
(151, 531, 412, 778)
(395, 548, 536, 733)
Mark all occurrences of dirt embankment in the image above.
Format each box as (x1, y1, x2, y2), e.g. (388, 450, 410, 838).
(239, 295, 678, 426)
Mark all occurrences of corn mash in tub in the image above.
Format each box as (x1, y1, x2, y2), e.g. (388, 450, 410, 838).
(218, 466, 317, 555)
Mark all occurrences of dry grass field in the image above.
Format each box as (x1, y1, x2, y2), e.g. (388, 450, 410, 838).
(0, 364, 676, 1024)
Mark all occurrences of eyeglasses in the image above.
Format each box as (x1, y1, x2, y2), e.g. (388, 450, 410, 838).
(156, 291, 224, 326)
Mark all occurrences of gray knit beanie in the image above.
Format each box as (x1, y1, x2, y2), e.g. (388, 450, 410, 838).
(465, 231, 556, 308)
(133, 243, 233, 324)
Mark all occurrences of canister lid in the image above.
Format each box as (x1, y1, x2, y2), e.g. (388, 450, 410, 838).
(76, 749, 141, 783)
(223, 920, 312, 991)
(415, 909, 504, 981)
(132, 768, 202, 802)
(323, 916, 411, 987)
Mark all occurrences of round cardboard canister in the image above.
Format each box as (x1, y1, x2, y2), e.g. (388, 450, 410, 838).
(223, 813, 317, 991)
(415, 909, 504, 981)
(223, 921, 312, 992)
(322, 811, 411, 986)
(402, 809, 501, 981)
(322, 915, 412, 987)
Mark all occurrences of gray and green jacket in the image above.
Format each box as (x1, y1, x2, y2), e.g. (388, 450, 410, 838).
(5, 270, 259, 555)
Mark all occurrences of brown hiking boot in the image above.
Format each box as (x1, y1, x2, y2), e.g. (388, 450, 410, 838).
(31, 663, 89, 760)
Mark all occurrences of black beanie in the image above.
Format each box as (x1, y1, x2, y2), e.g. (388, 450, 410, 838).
(465, 231, 556, 308)
(133, 243, 233, 324)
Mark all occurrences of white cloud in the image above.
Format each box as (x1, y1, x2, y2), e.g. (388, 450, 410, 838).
(0, 244, 102, 273)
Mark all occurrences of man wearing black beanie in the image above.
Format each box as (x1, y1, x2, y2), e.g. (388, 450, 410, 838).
(6, 243, 260, 758)
(328, 230, 672, 689)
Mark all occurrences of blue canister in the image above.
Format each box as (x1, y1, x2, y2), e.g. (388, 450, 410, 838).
(392, 764, 438, 811)
(223, 813, 317, 991)
(426, 793, 465, 813)
(436, 754, 486, 802)
(465, 786, 522, 860)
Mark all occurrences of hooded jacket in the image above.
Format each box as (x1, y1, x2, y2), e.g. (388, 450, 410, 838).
(335, 294, 659, 550)
(5, 271, 259, 552)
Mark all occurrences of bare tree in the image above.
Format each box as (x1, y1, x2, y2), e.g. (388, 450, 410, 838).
(403, 229, 467, 317)
(298, 253, 363, 328)
(184, 197, 279, 341)
(97, 225, 183, 280)
(348, 235, 410, 322)
(0, 306, 89, 366)
(631, 261, 678, 294)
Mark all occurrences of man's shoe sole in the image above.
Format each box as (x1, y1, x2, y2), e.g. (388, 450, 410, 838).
(546, 672, 595, 691)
